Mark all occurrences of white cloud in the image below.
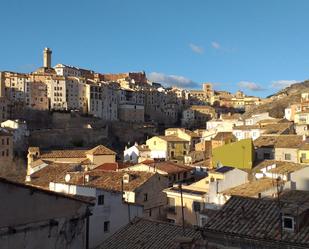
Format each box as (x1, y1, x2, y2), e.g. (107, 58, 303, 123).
(211, 41, 221, 49)
(148, 72, 199, 88)
(237, 81, 265, 91)
(271, 80, 300, 89)
(189, 43, 204, 54)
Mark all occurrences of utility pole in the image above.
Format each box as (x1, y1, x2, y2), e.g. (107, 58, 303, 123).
(179, 182, 185, 236)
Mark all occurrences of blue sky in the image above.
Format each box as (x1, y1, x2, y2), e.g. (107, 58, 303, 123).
(1, 0, 309, 97)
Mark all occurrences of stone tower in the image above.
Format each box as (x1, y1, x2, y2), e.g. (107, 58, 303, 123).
(43, 47, 52, 68)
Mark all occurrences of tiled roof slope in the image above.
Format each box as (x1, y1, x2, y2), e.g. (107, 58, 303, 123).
(204, 193, 309, 247)
(254, 135, 303, 148)
(147, 161, 193, 174)
(98, 218, 202, 249)
(40, 145, 116, 158)
(55, 170, 154, 192)
(86, 145, 116, 155)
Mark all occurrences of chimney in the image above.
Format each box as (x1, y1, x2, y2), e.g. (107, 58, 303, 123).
(65, 174, 71, 183)
(25, 175, 31, 182)
(85, 174, 90, 183)
(123, 173, 131, 184)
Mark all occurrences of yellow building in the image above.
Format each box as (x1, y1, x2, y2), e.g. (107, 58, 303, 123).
(298, 143, 309, 163)
(146, 136, 189, 162)
(165, 128, 200, 151)
(164, 185, 207, 226)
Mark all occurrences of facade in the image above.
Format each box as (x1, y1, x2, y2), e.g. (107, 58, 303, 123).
(212, 139, 254, 169)
(274, 135, 303, 163)
(164, 166, 248, 226)
(181, 105, 215, 128)
(0, 97, 8, 122)
(118, 104, 144, 123)
(27, 145, 116, 173)
(146, 136, 190, 162)
(123, 143, 151, 163)
(28, 81, 49, 110)
(0, 129, 13, 165)
(0, 177, 92, 249)
(165, 128, 201, 151)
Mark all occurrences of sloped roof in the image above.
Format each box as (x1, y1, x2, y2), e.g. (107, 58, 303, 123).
(254, 135, 303, 148)
(213, 132, 235, 141)
(253, 160, 304, 173)
(86, 145, 116, 155)
(41, 149, 88, 159)
(221, 178, 278, 197)
(204, 192, 309, 246)
(55, 170, 155, 192)
(157, 136, 188, 142)
(40, 145, 116, 159)
(98, 218, 202, 249)
(147, 161, 193, 174)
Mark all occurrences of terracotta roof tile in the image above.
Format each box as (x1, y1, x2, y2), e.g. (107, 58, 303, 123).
(147, 161, 193, 174)
(86, 145, 116, 155)
(221, 178, 280, 197)
(98, 218, 202, 249)
(204, 192, 309, 246)
(157, 136, 188, 142)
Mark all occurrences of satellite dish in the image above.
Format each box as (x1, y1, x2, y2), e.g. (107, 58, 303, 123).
(65, 174, 71, 182)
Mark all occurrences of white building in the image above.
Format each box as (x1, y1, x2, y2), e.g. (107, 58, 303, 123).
(54, 64, 82, 77)
(244, 112, 273, 126)
(46, 76, 68, 110)
(49, 179, 143, 248)
(86, 82, 118, 121)
(123, 143, 151, 163)
(1, 119, 29, 144)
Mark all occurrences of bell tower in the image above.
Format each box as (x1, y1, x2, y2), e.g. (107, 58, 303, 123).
(43, 47, 52, 68)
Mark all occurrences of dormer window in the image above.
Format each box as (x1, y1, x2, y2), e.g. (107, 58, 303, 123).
(282, 215, 295, 231)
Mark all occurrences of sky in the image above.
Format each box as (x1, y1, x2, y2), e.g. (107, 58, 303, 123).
(1, 0, 309, 97)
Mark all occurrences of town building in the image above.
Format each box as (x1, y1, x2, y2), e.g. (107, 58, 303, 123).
(27, 161, 168, 248)
(164, 166, 248, 226)
(212, 139, 254, 169)
(26, 144, 116, 172)
(121, 160, 193, 186)
(181, 105, 215, 128)
(1, 119, 29, 152)
(165, 128, 201, 151)
(0, 97, 8, 122)
(232, 122, 294, 141)
(203, 191, 309, 249)
(0, 129, 13, 166)
(123, 143, 151, 163)
(0, 177, 93, 249)
(146, 135, 190, 162)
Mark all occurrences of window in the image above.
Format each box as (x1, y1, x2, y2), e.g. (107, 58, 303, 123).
(282, 216, 294, 231)
(143, 193, 148, 202)
(284, 153, 291, 160)
(168, 197, 176, 213)
(104, 221, 110, 232)
(193, 201, 202, 212)
(263, 153, 271, 159)
(97, 195, 104, 205)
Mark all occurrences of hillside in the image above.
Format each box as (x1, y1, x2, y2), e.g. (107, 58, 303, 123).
(243, 80, 309, 118)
